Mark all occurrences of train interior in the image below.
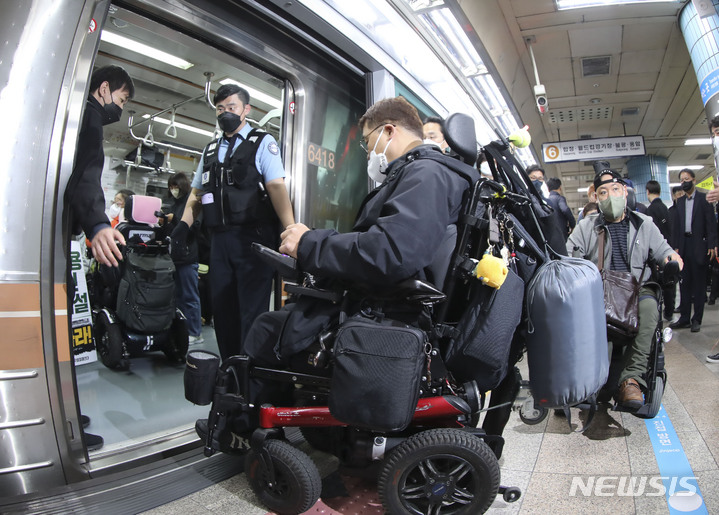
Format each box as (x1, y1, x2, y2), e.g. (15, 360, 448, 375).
(75, 0, 371, 462)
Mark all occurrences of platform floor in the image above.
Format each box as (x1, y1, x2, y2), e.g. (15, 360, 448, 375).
(79, 303, 719, 515)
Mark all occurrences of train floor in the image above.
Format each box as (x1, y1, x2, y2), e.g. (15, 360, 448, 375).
(78, 303, 719, 515)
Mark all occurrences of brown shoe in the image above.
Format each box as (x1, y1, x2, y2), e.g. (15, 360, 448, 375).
(618, 379, 644, 410)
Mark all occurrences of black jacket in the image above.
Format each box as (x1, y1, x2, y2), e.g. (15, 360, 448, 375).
(166, 193, 200, 265)
(65, 96, 111, 238)
(671, 190, 717, 264)
(646, 197, 671, 243)
(546, 190, 575, 240)
(274, 146, 477, 359)
(298, 145, 476, 287)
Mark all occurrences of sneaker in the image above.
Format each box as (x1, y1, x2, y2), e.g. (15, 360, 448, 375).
(195, 418, 249, 454)
(188, 335, 204, 345)
(617, 379, 644, 410)
(84, 432, 104, 451)
(707, 353, 719, 363)
(691, 321, 701, 333)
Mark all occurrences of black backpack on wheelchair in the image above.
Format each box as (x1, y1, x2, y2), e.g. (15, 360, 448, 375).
(91, 195, 188, 370)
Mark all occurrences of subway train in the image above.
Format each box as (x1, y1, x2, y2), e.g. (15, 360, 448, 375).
(0, 0, 527, 510)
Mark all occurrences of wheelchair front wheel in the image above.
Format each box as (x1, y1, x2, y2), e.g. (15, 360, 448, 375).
(635, 375, 665, 419)
(94, 311, 125, 370)
(245, 439, 321, 515)
(378, 428, 500, 515)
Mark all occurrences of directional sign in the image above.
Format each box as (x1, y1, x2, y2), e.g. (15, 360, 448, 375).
(542, 136, 645, 163)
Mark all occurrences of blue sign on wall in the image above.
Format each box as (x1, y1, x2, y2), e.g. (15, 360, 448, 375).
(700, 67, 719, 105)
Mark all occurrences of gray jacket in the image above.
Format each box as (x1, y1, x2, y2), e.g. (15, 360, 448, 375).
(567, 210, 674, 284)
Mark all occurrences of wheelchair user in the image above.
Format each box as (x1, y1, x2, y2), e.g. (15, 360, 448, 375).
(196, 96, 480, 451)
(567, 168, 683, 410)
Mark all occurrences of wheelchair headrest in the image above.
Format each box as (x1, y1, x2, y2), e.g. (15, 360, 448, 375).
(124, 195, 161, 225)
(444, 113, 477, 167)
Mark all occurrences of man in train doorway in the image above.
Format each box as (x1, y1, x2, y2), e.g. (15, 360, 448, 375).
(65, 65, 135, 451)
(66, 65, 134, 267)
(177, 84, 294, 361)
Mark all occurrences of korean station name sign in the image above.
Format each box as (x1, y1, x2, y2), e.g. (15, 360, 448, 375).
(542, 136, 645, 163)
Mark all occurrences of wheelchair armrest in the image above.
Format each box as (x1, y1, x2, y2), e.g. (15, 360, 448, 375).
(356, 278, 446, 305)
(284, 282, 344, 303)
(251, 243, 298, 278)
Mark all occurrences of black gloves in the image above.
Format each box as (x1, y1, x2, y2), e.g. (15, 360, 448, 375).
(170, 221, 190, 260)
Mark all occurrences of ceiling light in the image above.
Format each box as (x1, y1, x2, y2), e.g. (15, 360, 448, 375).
(142, 114, 214, 137)
(684, 138, 712, 145)
(556, 0, 678, 10)
(577, 187, 589, 192)
(667, 165, 704, 171)
(219, 78, 282, 108)
(100, 30, 194, 70)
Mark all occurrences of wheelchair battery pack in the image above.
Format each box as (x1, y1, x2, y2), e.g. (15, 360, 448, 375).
(329, 316, 426, 432)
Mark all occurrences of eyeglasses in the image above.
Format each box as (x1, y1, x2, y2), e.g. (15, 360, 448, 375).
(359, 123, 393, 153)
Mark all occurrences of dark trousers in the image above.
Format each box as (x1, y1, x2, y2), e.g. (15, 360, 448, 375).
(679, 241, 708, 324)
(210, 224, 278, 361)
(175, 262, 202, 336)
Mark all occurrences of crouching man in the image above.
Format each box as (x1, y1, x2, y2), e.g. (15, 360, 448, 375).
(567, 168, 682, 409)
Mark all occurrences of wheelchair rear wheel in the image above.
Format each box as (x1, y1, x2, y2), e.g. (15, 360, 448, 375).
(245, 439, 321, 515)
(94, 311, 125, 369)
(378, 428, 500, 515)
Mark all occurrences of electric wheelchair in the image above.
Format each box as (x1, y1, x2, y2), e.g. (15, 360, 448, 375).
(602, 258, 679, 419)
(91, 195, 188, 370)
(184, 117, 561, 514)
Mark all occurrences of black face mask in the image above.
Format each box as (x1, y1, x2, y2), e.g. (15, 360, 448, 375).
(217, 112, 243, 134)
(681, 181, 694, 193)
(102, 101, 123, 126)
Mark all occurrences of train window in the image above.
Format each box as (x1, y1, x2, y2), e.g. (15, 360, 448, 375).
(395, 81, 439, 123)
(73, 6, 287, 456)
(304, 93, 368, 232)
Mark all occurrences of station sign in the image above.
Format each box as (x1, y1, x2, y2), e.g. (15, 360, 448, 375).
(542, 135, 645, 163)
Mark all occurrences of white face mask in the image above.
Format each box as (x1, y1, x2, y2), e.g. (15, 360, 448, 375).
(367, 131, 392, 183)
(108, 203, 122, 219)
(170, 188, 181, 199)
(424, 138, 440, 147)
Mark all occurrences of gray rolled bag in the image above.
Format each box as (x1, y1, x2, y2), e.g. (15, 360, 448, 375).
(525, 256, 608, 408)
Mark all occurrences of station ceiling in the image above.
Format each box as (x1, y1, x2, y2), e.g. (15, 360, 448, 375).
(459, 0, 706, 203)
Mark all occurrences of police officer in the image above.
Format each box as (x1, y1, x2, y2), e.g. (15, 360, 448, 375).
(177, 84, 294, 360)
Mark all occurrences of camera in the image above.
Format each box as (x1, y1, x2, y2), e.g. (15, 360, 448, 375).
(534, 84, 548, 114)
